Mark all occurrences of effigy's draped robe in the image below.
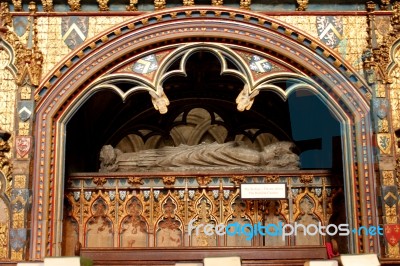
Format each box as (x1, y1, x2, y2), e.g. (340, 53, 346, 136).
(99, 141, 300, 172)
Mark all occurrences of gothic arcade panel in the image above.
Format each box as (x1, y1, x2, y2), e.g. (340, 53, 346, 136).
(120, 196, 148, 247)
(65, 173, 343, 249)
(86, 197, 113, 247)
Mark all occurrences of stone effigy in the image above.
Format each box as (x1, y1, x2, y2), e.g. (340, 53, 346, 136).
(99, 141, 300, 172)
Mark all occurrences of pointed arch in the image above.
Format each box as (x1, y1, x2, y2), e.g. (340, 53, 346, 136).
(31, 6, 377, 258)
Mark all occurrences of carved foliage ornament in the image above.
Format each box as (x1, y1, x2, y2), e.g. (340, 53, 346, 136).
(240, 0, 251, 10)
(369, 1, 400, 84)
(68, 0, 81, 11)
(0, 2, 43, 87)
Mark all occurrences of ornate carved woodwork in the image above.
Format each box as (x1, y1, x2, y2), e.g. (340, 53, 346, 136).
(64, 171, 342, 252)
(0, 2, 43, 87)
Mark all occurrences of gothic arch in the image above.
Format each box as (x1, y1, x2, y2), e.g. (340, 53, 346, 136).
(32, 6, 376, 258)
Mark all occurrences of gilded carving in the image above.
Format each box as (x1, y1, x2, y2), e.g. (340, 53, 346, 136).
(300, 175, 314, 185)
(163, 176, 176, 187)
(183, 0, 194, 6)
(68, 0, 81, 11)
(0, 222, 8, 258)
(212, 0, 223, 6)
(128, 176, 143, 187)
(240, 0, 251, 10)
(41, 0, 54, 12)
(64, 174, 340, 250)
(154, 0, 166, 10)
(296, 0, 308, 11)
(11, 0, 22, 12)
(93, 177, 106, 187)
(11, 250, 22, 260)
(265, 175, 279, 183)
(0, 2, 43, 87)
(97, 0, 109, 11)
(126, 0, 138, 11)
(197, 176, 212, 187)
(392, 2, 400, 33)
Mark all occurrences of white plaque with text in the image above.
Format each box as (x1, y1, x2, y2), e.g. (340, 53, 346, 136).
(240, 183, 287, 199)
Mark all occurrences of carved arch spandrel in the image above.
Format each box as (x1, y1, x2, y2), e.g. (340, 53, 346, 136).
(90, 43, 328, 114)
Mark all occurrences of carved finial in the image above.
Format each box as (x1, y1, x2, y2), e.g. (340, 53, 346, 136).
(68, 0, 81, 11)
(126, 0, 138, 11)
(154, 0, 166, 10)
(41, 0, 54, 12)
(183, 0, 194, 6)
(296, 0, 308, 11)
(11, 0, 23, 12)
(235, 84, 259, 111)
(240, 0, 251, 10)
(97, 0, 109, 11)
(212, 0, 223, 6)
